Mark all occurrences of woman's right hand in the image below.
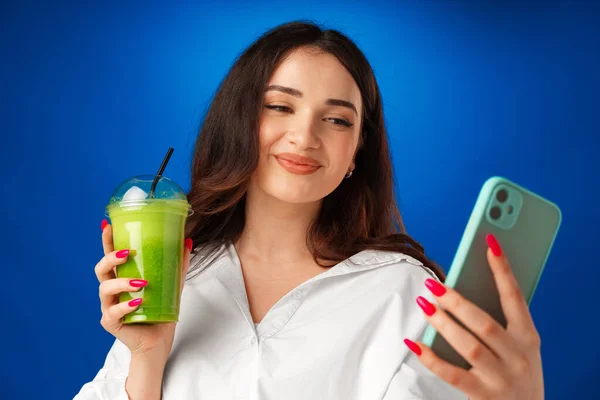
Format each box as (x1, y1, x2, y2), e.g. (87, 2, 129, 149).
(95, 220, 193, 364)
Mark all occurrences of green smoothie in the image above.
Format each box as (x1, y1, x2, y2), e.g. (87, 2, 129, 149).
(107, 198, 190, 324)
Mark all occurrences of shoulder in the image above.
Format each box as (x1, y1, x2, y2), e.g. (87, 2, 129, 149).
(344, 249, 441, 327)
(346, 248, 440, 285)
(186, 242, 230, 282)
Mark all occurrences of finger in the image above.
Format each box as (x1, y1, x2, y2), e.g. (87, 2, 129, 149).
(100, 297, 143, 333)
(95, 249, 130, 283)
(424, 278, 522, 364)
(102, 220, 114, 256)
(404, 339, 486, 398)
(416, 295, 504, 377)
(99, 278, 148, 312)
(486, 234, 538, 339)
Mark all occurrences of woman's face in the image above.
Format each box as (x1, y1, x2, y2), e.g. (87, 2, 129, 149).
(252, 47, 363, 204)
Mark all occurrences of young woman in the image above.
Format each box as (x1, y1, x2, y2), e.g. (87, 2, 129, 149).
(76, 21, 544, 400)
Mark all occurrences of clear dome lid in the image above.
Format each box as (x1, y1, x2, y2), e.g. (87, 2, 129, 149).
(105, 175, 192, 215)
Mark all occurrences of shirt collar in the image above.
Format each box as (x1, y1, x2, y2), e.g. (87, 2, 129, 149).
(188, 242, 430, 338)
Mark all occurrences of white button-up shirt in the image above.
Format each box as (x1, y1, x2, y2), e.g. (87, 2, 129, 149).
(75, 243, 466, 399)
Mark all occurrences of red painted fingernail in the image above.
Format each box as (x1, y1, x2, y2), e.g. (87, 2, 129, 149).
(116, 249, 130, 259)
(404, 338, 422, 356)
(486, 233, 502, 257)
(425, 278, 447, 296)
(128, 298, 143, 307)
(185, 238, 193, 252)
(416, 296, 436, 316)
(129, 279, 148, 288)
(101, 219, 109, 231)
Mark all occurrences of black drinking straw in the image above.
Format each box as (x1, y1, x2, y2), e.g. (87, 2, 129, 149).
(149, 147, 174, 199)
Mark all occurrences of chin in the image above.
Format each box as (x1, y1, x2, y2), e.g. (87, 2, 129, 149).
(264, 181, 326, 204)
(252, 172, 336, 204)
(251, 161, 342, 205)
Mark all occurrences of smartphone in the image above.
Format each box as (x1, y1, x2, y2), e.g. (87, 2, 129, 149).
(421, 176, 562, 369)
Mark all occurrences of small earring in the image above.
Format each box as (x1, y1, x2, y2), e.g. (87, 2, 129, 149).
(345, 170, 353, 179)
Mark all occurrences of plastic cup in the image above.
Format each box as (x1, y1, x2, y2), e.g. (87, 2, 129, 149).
(106, 175, 192, 324)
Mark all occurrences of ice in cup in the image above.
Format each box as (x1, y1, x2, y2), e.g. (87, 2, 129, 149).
(106, 175, 192, 324)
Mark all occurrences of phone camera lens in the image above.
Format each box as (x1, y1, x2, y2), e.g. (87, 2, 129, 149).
(496, 189, 508, 203)
(490, 206, 501, 220)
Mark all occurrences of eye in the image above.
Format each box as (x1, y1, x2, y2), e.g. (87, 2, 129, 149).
(325, 118, 354, 128)
(264, 105, 292, 113)
(264, 105, 354, 128)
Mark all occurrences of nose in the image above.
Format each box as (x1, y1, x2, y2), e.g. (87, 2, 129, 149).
(286, 117, 321, 150)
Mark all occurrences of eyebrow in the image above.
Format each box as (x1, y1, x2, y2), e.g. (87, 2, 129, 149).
(264, 85, 358, 116)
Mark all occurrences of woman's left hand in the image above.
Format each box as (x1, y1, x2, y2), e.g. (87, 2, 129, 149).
(403, 234, 544, 400)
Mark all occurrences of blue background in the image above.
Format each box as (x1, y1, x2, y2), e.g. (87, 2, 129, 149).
(1, 1, 597, 398)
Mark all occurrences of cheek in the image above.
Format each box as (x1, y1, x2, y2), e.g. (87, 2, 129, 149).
(258, 119, 283, 155)
(323, 134, 358, 169)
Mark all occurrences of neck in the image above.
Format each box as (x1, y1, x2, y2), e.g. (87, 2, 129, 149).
(235, 184, 321, 266)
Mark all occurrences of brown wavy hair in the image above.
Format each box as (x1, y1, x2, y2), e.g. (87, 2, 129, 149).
(185, 20, 445, 281)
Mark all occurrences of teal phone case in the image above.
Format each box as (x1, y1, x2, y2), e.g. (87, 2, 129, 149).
(421, 176, 562, 369)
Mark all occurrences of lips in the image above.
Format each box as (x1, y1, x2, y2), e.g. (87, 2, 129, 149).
(275, 153, 321, 166)
(274, 153, 321, 175)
